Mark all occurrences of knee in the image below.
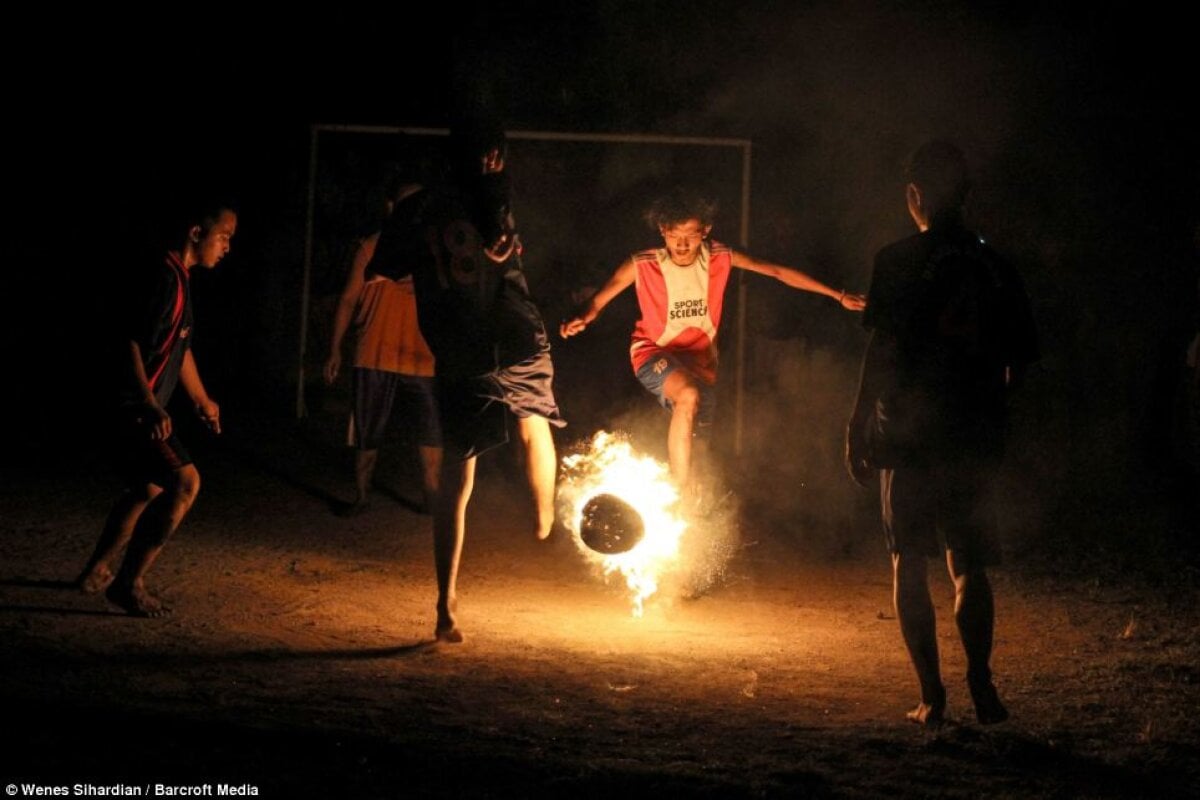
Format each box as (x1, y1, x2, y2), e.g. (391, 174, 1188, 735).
(893, 552, 928, 589)
(673, 385, 701, 415)
(134, 483, 164, 503)
(170, 467, 202, 507)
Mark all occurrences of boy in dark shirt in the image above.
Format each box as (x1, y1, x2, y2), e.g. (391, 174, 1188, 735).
(847, 141, 1037, 725)
(77, 201, 237, 617)
(369, 122, 563, 642)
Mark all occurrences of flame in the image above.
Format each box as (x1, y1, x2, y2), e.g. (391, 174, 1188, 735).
(559, 431, 688, 616)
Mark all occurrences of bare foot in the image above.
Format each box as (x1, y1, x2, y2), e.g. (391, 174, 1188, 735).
(77, 564, 115, 594)
(906, 702, 945, 726)
(906, 688, 946, 726)
(105, 583, 171, 618)
(435, 601, 463, 643)
(435, 623, 464, 643)
(906, 703, 944, 726)
(969, 681, 1009, 725)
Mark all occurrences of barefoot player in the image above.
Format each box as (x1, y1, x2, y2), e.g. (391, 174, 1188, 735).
(368, 120, 564, 642)
(561, 188, 865, 497)
(846, 141, 1038, 725)
(77, 200, 237, 617)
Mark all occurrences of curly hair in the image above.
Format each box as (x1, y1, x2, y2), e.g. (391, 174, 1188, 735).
(645, 187, 718, 230)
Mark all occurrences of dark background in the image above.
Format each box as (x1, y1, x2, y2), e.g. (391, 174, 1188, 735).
(4, 0, 1197, 564)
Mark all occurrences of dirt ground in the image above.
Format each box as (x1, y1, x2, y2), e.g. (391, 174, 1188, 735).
(2, 418, 1199, 799)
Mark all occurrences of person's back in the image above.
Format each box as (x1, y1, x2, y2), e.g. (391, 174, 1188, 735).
(323, 191, 443, 517)
(867, 221, 1037, 465)
(353, 250, 435, 378)
(375, 176, 548, 378)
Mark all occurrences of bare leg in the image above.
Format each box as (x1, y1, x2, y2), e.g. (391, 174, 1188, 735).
(893, 552, 946, 725)
(949, 554, 1008, 724)
(333, 449, 377, 517)
(689, 437, 710, 510)
(418, 445, 442, 513)
(516, 415, 556, 540)
(354, 449, 379, 505)
(78, 483, 163, 593)
(433, 455, 474, 642)
(662, 371, 701, 491)
(106, 464, 200, 618)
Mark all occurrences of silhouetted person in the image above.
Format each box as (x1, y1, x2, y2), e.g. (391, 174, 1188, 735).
(325, 172, 442, 516)
(77, 201, 238, 617)
(562, 187, 864, 500)
(368, 120, 564, 642)
(846, 141, 1038, 725)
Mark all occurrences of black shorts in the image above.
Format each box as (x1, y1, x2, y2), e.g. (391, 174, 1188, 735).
(349, 368, 442, 450)
(437, 349, 566, 461)
(111, 409, 193, 488)
(881, 461, 1001, 572)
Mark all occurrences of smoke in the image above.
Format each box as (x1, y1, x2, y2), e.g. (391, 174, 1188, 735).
(79, 1, 1186, 568)
(732, 340, 870, 557)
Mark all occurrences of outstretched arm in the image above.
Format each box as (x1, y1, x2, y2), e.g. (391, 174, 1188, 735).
(560, 258, 637, 337)
(731, 250, 866, 311)
(325, 236, 372, 384)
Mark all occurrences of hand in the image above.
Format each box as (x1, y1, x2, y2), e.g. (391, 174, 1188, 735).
(484, 233, 518, 263)
(560, 317, 588, 338)
(844, 420, 874, 488)
(839, 291, 867, 312)
(324, 353, 341, 385)
(143, 403, 172, 442)
(196, 398, 221, 434)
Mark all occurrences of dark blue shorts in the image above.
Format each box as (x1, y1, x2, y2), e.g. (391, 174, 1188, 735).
(438, 349, 565, 461)
(634, 352, 716, 429)
(350, 368, 442, 450)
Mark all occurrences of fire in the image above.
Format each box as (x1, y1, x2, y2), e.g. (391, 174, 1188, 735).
(559, 431, 688, 616)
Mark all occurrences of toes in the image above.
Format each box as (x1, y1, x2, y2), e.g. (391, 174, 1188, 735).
(906, 702, 945, 727)
(105, 585, 171, 618)
(78, 569, 114, 594)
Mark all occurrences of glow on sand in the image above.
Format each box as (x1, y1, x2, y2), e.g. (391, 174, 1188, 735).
(559, 432, 688, 617)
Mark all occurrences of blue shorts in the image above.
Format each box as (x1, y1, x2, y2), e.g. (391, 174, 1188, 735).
(350, 368, 442, 450)
(438, 349, 566, 461)
(634, 353, 716, 430)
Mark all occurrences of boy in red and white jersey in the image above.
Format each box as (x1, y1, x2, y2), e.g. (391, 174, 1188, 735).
(562, 188, 865, 494)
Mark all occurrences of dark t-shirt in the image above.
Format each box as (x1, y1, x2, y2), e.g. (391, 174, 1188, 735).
(368, 176, 549, 378)
(863, 223, 1038, 462)
(117, 253, 193, 407)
